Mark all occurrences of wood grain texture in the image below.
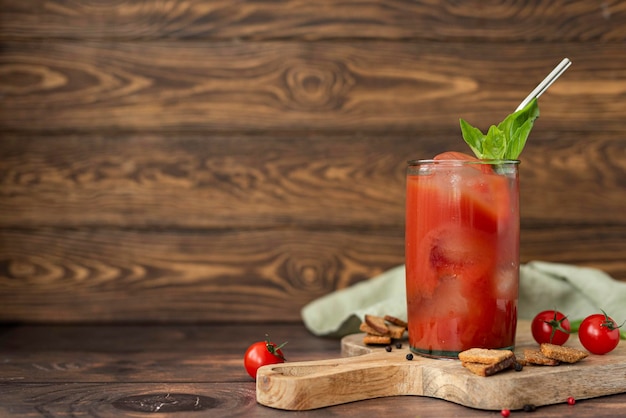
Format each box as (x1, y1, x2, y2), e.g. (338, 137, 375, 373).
(1, 1, 626, 324)
(1, 323, 625, 417)
(0, 325, 338, 383)
(1, 0, 625, 41)
(2, 382, 624, 417)
(1, 132, 624, 228)
(0, 322, 626, 418)
(0, 132, 412, 228)
(1, 226, 624, 322)
(0, 323, 338, 358)
(0, 228, 403, 322)
(1, 41, 626, 132)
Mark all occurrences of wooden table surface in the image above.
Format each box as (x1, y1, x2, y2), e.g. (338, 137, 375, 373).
(1, 323, 625, 417)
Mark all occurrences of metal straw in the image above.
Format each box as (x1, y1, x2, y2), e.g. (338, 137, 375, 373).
(515, 58, 572, 112)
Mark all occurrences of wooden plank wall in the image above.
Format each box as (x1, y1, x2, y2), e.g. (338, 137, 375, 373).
(1, 1, 625, 323)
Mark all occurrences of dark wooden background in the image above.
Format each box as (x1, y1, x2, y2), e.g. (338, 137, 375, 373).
(1, 1, 625, 324)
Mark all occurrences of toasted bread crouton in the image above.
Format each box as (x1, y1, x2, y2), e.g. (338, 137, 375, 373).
(540, 343, 588, 363)
(458, 348, 515, 365)
(363, 334, 392, 345)
(384, 315, 408, 328)
(365, 314, 389, 335)
(462, 355, 516, 377)
(523, 348, 560, 366)
(387, 323, 406, 339)
(515, 357, 529, 367)
(359, 322, 389, 336)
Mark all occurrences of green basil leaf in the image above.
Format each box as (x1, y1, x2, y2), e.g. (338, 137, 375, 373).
(483, 125, 507, 160)
(498, 99, 539, 139)
(505, 118, 534, 159)
(459, 99, 539, 160)
(459, 118, 485, 157)
(498, 98, 540, 159)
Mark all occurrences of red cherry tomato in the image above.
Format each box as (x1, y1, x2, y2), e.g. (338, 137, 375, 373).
(531, 310, 571, 345)
(243, 335, 287, 379)
(578, 311, 621, 355)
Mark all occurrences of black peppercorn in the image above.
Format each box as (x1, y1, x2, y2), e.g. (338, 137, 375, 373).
(406, 353, 414, 360)
(395, 342, 403, 349)
(385, 345, 392, 352)
(523, 404, 536, 412)
(514, 362, 523, 372)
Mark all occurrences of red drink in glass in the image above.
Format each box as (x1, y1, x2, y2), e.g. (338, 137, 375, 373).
(405, 158, 519, 358)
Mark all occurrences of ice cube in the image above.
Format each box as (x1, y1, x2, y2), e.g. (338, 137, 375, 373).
(428, 226, 495, 283)
(494, 263, 519, 301)
(420, 275, 469, 319)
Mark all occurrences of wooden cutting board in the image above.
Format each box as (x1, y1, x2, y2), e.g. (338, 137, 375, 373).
(256, 320, 626, 411)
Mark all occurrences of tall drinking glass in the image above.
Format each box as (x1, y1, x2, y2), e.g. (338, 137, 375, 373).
(405, 159, 520, 358)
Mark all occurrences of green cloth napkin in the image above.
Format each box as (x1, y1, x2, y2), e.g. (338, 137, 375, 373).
(301, 261, 626, 338)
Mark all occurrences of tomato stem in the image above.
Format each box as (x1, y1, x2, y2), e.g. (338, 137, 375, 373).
(265, 334, 288, 360)
(544, 310, 570, 344)
(600, 310, 625, 332)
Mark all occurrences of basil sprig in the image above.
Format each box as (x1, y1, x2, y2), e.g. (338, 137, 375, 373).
(460, 98, 540, 160)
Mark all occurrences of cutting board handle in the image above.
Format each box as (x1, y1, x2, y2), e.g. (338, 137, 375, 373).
(256, 351, 422, 410)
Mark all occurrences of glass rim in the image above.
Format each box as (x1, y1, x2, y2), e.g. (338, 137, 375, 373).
(407, 159, 520, 166)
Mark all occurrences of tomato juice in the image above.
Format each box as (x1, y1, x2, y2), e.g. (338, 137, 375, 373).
(405, 158, 519, 358)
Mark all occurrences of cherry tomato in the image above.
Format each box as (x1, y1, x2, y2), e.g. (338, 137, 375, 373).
(531, 310, 570, 345)
(578, 311, 622, 355)
(244, 335, 287, 379)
